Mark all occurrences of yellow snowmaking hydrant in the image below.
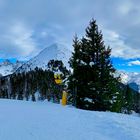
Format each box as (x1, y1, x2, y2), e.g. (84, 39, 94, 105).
(54, 73, 62, 85)
(54, 73, 67, 106)
(61, 91, 68, 106)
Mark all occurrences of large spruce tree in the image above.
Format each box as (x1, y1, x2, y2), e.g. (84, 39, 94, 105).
(68, 19, 122, 112)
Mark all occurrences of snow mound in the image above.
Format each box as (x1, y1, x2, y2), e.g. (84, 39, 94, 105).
(0, 99, 140, 140)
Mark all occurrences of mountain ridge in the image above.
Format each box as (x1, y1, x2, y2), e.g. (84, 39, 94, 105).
(119, 71, 140, 92)
(16, 43, 72, 73)
(0, 43, 140, 93)
(0, 60, 23, 76)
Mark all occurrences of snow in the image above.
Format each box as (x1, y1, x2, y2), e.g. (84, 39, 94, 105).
(0, 64, 14, 76)
(119, 71, 130, 84)
(117, 71, 140, 92)
(89, 62, 94, 66)
(16, 43, 72, 73)
(80, 60, 87, 65)
(0, 60, 23, 76)
(0, 99, 140, 140)
(84, 97, 93, 102)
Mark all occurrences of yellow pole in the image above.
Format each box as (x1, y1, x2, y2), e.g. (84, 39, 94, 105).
(61, 91, 67, 106)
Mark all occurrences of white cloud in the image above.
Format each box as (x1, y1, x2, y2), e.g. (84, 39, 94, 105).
(103, 29, 140, 59)
(9, 23, 37, 54)
(118, 1, 133, 15)
(128, 60, 140, 66)
(0, 22, 39, 59)
(0, 0, 139, 60)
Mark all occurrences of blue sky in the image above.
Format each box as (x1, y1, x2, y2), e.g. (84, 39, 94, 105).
(0, 0, 140, 72)
(112, 58, 140, 72)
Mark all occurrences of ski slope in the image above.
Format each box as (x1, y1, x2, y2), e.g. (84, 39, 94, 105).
(0, 99, 140, 140)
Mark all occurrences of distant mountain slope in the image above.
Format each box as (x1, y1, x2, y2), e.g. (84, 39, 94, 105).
(0, 60, 23, 76)
(1, 43, 140, 94)
(16, 43, 72, 73)
(119, 71, 140, 92)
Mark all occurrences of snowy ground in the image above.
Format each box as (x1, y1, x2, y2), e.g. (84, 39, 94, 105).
(0, 99, 140, 140)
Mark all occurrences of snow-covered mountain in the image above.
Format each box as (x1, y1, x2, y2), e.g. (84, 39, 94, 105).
(16, 43, 72, 73)
(0, 60, 23, 76)
(1, 43, 140, 93)
(119, 71, 140, 92)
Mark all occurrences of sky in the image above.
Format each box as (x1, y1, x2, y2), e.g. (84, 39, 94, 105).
(0, 0, 140, 72)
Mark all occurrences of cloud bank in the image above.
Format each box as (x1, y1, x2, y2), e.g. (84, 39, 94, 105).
(128, 60, 140, 66)
(0, 0, 139, 60)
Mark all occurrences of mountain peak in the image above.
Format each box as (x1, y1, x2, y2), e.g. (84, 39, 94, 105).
(0, 59, 23, 76)
(1, 59, 12, 66)
(118, 71, 140, 92)
(39, 43, 69, 57)
(47, 43, 65, 48)
(16, 43, 72, 73)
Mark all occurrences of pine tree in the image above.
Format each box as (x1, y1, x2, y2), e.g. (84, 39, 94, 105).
(68, 36, 83, 107)
(68, 19, 122, 112)
(122, 85, 133, 114)
(133, 91, 140, 113)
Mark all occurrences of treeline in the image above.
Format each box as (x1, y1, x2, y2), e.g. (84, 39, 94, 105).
(119, 83, 140, 113)
(0, 60, 69, 103)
